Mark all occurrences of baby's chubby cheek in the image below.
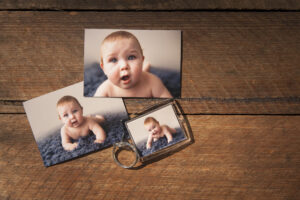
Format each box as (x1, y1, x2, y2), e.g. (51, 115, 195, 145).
(132, 67, 142, 78)
(105, 67, 120, 82)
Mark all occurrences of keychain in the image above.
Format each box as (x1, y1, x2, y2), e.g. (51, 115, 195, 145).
(112, 99, 193, 169)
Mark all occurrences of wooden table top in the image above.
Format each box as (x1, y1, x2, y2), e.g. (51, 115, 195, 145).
(1, 1, 300, 199)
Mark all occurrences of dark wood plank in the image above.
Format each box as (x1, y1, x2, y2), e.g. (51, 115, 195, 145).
(1, 12, 300, 114)
(0, 0, 300, 10)
(124, 98, 300, 115)
(1, 114, 299, 199)
(0, 100, 23, 113)
(1, 98, 300, 115)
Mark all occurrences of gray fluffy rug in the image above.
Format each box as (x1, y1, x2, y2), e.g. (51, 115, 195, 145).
(136, 128, 186, 157)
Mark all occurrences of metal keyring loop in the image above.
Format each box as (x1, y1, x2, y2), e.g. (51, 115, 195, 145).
(112, 142, 140, 169)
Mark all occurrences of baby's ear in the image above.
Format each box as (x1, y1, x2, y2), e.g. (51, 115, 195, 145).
(100, 63, 107, 75)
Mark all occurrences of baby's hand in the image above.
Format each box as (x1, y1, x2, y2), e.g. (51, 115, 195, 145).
(167, 138, 173, 143)
(64, 142, 78, 151)
(94, 138, 105, 144)
(146, 143, 151, 150)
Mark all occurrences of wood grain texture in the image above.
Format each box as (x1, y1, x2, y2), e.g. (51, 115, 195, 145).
(0, 0, 300, 10)
(0, 100, 23, 113)
(1, 3, 299, 199)
(1, 97, 300, 115)
(0, 11, 300, 114)
(1, 114, 299, 199)
(124, 98, 300, 115)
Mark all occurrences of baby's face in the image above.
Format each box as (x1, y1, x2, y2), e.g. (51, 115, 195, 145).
(101, 38, 144, 89)
(57, 101, 84, 128)
(145, 121, 161, 136)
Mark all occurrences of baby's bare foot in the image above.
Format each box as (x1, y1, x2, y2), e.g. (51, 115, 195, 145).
(95, 115, 105, 124)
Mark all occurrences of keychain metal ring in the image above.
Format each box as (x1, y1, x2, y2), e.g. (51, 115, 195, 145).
(112, 141, 140, 169)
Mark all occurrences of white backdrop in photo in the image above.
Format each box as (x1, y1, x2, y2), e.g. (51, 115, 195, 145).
(84, 29, 181, 71)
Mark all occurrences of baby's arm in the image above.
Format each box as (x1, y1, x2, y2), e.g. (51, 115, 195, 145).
(146, 135, 153, 149)
(89, 119, 106, 144)
(61, 128, 78, 151)
(163, 126, 174, 143)
(148, 73, 172, 98)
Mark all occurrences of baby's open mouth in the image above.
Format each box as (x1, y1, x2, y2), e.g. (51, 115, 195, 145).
(71, 120, 78, 126)
(121, 75, 130, 81)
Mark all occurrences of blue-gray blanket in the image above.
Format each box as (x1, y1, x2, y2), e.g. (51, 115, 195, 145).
(136, 128, 186, 157)
(84, 62, 181, 97)
(37, 112, 128, 167)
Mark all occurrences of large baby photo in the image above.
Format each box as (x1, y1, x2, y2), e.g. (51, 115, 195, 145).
(23, 82, 128, 167)
(84, 29, 181, 98)
(125, 103, 187, 158)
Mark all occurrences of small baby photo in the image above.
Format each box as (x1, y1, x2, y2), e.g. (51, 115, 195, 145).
(23, 82, 128, 167)
(125, 102, 187, 158)
(84, 29, 182, 98)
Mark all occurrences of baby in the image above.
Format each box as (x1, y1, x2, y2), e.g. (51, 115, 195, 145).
(144, 117, 176, 149)
(94, 30, 172, 98)
(57, 95, 106, 151)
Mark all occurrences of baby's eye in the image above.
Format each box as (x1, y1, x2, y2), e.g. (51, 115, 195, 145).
(109, 58, 117, 63)
(128, 55, 136, 60)
(72, 109, 77, 114)
(63, 114, 68, 118)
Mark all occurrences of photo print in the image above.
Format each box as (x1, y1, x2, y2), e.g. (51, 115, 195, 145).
(23, 82, 128, 167)
(125, 101, 188, 158)
(84, 29, 182, 98)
